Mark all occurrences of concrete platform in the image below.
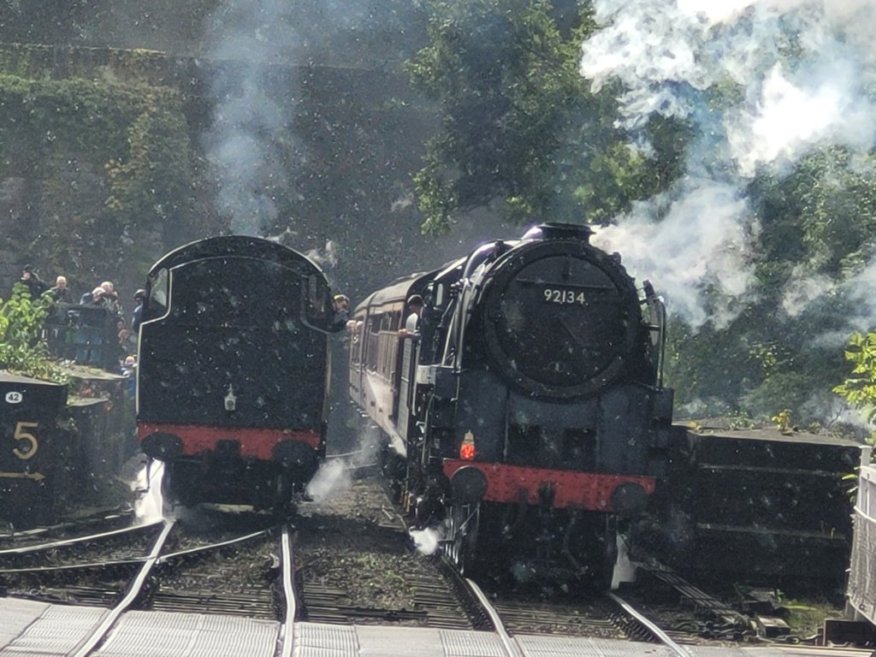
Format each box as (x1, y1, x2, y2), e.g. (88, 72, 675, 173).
(0, 598, 872, 657)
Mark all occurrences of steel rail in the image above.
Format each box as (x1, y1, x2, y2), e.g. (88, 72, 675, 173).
(277, 525, 297, 657)
(70, 519, 176, 657)
(0, 509, 133, 541)
(155, 527, 271, 562)
(0, 527, 271, 574)
(0, 558, 146, 573)
(463, 577, 524, 657)
(608, 591, 695, 657)
(0, 519, 162, 555)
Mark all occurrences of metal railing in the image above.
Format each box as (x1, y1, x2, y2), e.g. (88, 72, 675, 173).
(42, 303, 123, 371)
(848, 447, 875, 624)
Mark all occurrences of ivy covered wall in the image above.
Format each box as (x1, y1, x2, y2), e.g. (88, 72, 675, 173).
(0, 42, 446, 307)
(0, 61, 211, 299)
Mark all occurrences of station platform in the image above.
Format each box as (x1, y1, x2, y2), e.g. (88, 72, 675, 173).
(1, 598, 873, 657)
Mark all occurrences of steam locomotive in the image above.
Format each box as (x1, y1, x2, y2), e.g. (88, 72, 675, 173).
(349, 223, 674, 586)
(136, 236, 342, 514)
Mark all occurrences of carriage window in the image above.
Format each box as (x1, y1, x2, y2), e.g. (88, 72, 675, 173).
(365, 314, 382, 371)
(349, 319, 364, 365)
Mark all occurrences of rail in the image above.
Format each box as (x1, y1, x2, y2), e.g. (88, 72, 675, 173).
(608, 592, 695, 657)
(278, 525, 297, 657)
(463, 577, 524, 657)
(70, 518, 176, 657)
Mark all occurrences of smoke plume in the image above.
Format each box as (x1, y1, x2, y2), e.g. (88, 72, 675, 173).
(202, 0, 303, 236)
(582, 0, 876, 327)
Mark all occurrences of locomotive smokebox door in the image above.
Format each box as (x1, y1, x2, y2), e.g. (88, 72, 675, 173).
(0, 372, 68, 528)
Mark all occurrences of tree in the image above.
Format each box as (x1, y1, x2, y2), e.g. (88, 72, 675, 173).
(834, 332, 876, 432)
(408, 0, 687, 233)
(0, 72, 205, 296)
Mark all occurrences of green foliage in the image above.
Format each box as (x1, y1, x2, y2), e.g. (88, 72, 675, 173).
(834, 332, 876, 426)
(759, 147, 876, 277)
(105, 93, 195, 242)
(662, 142, 876, 423)
(408, 0, 687, 233)
(0, 285, 68, 383)
(0, 71, 199, 290)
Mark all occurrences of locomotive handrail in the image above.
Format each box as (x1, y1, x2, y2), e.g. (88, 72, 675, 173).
(643, 280, 668, 388)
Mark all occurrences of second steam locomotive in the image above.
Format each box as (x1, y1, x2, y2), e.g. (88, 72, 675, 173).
(136, 236, 342, 514)
(349, 223, 674, 586)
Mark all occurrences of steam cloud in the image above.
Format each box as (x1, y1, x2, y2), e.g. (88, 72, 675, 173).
(582, 0, 876, 328)
(305, 422, 385, 503)
(306, 458, 351, 503)
(203, 0, 301, 236)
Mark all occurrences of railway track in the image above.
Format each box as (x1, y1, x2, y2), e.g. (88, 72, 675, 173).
(146, 526, 280, 618)
(0, 514, 302, 656)
(294, 472, 477, 629)
(0, 507, 136, 547)
(0, 519, 165, 603)
(0, 465, 822, 657)
(452, 572, 699, 657)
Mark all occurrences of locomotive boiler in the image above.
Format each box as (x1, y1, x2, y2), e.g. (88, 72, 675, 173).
(349, 223, 674, 586)
(136, 236, 342, 515)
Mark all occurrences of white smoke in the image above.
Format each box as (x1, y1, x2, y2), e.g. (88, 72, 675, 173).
(305, 422, 385, 503)
(592, 180, 755, 328)
(781, 250, 876, 346)
(305, 240, 339, 270)
(203, 0, 301, 236)
(580, 0, 876, 327)
(611, 533, 637, 590)
(305, 458, 351, 503)
(727, 62, 876, 177)
(133, 461, 164, 524)
(781, 265, 835, 317)
(837, 256, 876, 337)
(409, 528, 441, 556)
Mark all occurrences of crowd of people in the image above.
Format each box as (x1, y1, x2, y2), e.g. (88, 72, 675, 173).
(13, 264, 145, 375)
(16, 265, 356, 375)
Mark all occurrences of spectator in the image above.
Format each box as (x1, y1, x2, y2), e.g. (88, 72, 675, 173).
(80, 287, 97, 305)
(19, 265, 47, 299)
(73, 287, 108, 365)
(46, 275, 71, 303)
(403, 294, 424, 334)
(122, 355, 137, 398)
(100, 281, 121, 315)
(85, 286, 106, 307)
(116, 318, 131, 360)
(332, 294, 350, 329)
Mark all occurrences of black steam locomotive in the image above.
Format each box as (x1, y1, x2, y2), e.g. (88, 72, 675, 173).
(349, 223, 674, 586)
(136, 236, 341, 514)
